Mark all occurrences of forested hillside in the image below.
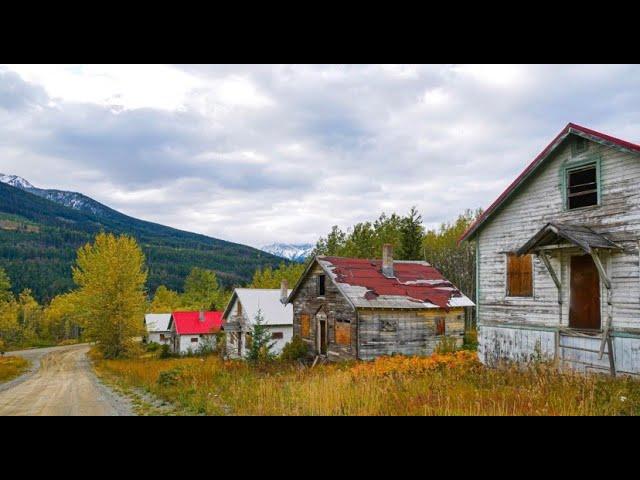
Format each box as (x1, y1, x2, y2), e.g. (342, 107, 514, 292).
(0, 182, 284, 302)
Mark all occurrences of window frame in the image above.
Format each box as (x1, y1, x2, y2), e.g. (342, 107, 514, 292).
(505, 253, 534, 299)
(561, 156, 601, 211)
(271, 331, 284, 340)
(317, 274, 326, 297)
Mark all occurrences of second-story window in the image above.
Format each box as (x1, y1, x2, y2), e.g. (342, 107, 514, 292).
(318, 274, 326, 296)
(567, 165, 598, 209)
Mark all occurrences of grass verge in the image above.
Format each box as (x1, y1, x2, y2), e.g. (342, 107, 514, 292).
(0, 356, 30, 384)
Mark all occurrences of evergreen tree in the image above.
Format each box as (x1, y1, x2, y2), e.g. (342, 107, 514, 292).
(72, 233, 147, 358)
(245, 309, 275, 363)
(399, 206, 424, 260)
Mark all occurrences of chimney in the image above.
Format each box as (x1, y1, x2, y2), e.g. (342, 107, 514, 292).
(382, 243, 394, 278)
(280, 280, 289, 304)
(199, 310, 205, 323)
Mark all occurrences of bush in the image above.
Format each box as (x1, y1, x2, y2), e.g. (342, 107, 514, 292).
(435, 336, 458, 354)
(157, 367, 182, 387)
(146, 342, 161, 352)
(280, 336, 309, 362)
(159, 344, 173, 359)
(462, 329, 478, 351)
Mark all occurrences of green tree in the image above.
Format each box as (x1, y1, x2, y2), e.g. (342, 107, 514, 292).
(72, 233, 147, 358)
(251, 262, 306, 289)
(0, 268, 13, 303)
(399, 206, 424, 260)
(182, 268, 228, 311)
(150, 285, 182, 313)
(245, 309, 275, 363)
(43, 292, 82, 342)
(16, 289, 42, 344)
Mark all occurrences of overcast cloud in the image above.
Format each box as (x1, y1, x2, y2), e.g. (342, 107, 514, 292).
(1, 64, 640, 247)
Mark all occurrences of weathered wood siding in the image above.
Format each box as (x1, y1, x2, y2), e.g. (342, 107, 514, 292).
(476, 135, 640, 373)
(358, 308, 465, 360)
(291, 263, 358, 361)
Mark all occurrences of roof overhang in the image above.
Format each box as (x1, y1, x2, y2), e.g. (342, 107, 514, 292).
(459, 123, 640, 244)
(515, 222, 621, 256)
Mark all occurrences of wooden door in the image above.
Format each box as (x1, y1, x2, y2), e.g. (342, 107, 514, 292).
(319, 320, 327, 355)
(569, 255, 601, 330)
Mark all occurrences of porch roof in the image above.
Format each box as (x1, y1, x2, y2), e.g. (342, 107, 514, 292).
(515, 222, 621, 255)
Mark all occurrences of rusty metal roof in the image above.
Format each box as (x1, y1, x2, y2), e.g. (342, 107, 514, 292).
(516, 222, 621, 255)
(315, 256, 474, 310)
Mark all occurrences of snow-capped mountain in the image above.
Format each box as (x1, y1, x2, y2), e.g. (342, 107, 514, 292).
(0, 173, 111, 217)
(260, 243, 315, 262)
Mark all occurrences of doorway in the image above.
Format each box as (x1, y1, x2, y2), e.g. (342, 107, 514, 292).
(319, 320, 327, 355)
(569, 254, 601, 330)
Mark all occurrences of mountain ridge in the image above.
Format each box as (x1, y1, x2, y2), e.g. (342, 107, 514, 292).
(260, 243, 315, 262)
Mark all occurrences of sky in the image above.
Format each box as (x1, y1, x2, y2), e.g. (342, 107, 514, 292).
(1, 64, 640, 248)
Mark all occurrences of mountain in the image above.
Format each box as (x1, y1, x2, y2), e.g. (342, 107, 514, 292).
(0, 178, 286, 302)
(260, 243, 315, 263)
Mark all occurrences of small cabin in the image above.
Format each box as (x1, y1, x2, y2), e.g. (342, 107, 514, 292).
(286, 244, 474, 361)
(222, 287, 293, 358)
(169, 311, 223, 354)
(460, 123, 640, 376)
(144, 313, 172, 346)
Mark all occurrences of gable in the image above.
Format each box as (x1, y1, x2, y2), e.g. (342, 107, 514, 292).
(460, 123, 640, 243)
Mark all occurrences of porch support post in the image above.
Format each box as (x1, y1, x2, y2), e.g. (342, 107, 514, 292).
(590, 249, 615, 375)
(537, 250, 563, 362)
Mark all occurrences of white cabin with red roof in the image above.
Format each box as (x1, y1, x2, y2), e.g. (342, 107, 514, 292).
(286, 244, 474, 361)
(169, 311, 223, 354)
(461, 123, 640, 376)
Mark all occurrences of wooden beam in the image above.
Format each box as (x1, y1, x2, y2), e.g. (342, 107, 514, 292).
(590, 249, 611, 290)
(538, 251, 562, 297)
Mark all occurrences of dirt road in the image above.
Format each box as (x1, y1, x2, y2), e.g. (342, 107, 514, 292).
(0, 344, 133, 416)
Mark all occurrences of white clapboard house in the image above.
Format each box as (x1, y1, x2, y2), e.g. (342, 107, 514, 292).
(461, 123, 640, 376)
(222, 283, 293, 358)
(144, 313, 172, 346)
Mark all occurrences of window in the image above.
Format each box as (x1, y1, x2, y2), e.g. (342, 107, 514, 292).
(159, 334, 165, 341)
(318, 275, 326, 296)
(335, 318, 351, 345)
(567, 165, 598, 209)
(191, 337, 199, 343)
(435, 317, 446, 336)
(507, 253, 533, 297)
(271, 331, 284, 340)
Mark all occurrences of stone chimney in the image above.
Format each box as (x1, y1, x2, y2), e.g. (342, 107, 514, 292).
(280, 279, 289, 304)
(382, 243, 394, 278)
(199, 310, 205, 322)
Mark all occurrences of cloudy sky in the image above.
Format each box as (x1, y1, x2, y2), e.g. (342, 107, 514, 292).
(1, 64, 639, 248)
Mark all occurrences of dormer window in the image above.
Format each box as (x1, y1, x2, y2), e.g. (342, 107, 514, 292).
(567, 165, 598, 209)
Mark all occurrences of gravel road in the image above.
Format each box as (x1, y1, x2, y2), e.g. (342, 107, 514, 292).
(0, 344, 133, 416)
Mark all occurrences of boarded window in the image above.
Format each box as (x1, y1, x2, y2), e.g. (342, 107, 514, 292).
(300, 314, 310, 338)
(335, 319, 351, 345)
(318, 275, 326, 296)
(567, 165, 598, 209)
(435, 317, 445, 336)
(271, 331, 284, 340)
(507, 254, 533, 297)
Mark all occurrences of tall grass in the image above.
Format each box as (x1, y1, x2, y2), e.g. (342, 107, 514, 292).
(93, 351, 640, 416)
(0, 356, 30, 383)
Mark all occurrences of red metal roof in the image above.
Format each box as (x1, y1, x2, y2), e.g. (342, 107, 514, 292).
(172, 311, 223, 335)
(459, 123, 640, 243)
(324, 257, 462, 310)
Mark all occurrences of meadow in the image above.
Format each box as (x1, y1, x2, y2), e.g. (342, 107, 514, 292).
(93, 351, 640, 416)
(0, 356, 30, 383)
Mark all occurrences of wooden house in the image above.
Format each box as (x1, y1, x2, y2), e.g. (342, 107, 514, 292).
(460, 123, 640, 376)
(286, 244, 474, 361)
(222, 285, 293, 358)
(168, 311, 223, 354)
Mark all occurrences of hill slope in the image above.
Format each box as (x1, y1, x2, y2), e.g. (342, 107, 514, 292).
(0, 181, 285, 302)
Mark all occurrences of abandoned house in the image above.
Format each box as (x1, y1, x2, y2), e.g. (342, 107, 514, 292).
(460, 123, 640, 376)
(169, 311, 223, 354)
(144, 313, 172, 346)
(221, 286, 293, 359)
(286, 244, 474, 361)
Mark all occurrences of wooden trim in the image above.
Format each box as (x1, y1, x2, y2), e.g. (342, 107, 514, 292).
(560, 155, 602, 211)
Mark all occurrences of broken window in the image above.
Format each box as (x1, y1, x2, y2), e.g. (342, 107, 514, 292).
(318, 274, 326, 296)
(507, 253, 533, 297)
(567, 165, 598, 209)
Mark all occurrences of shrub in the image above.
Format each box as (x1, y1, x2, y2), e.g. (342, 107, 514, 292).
(159, 344, 173, 359)
(280, 336, 309, 362)
(157, 367, 183, 387)
(462, 329, 478, 351)
(146, 342, 161, 352)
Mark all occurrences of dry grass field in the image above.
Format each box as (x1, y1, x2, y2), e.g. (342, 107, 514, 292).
(0, 356, 30, 383)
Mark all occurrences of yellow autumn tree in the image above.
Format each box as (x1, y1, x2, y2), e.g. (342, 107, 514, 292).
(149, 285, 182, 313)
(72, 233, 147, 358)
(43, 291, 83, 342)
